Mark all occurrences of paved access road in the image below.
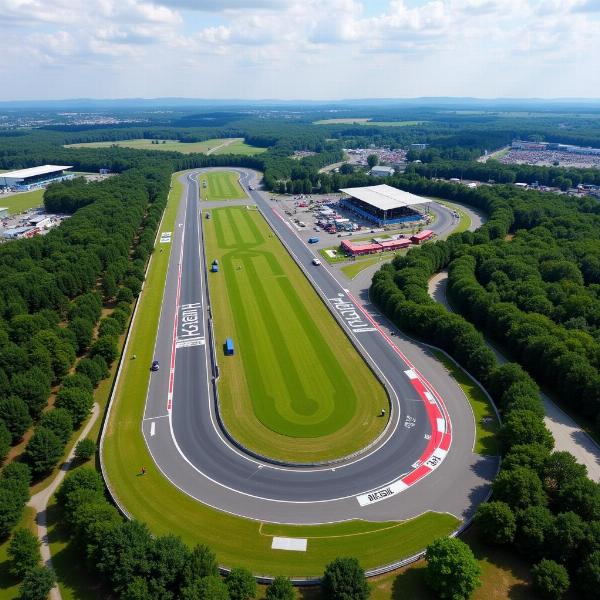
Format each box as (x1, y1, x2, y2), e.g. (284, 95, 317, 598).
(141, 169, 497, 524)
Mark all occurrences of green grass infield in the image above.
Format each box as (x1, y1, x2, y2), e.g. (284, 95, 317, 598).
(204, 206, 388, 462)
(199, 171, 247, 201)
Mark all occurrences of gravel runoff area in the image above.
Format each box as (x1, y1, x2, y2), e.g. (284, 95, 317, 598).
(428, 271, 600, 481)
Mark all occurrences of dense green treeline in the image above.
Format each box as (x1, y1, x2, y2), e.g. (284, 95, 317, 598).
(407, 157, 600, 188)
(370, 178, 600, 597)
(0, 161, 171, 555)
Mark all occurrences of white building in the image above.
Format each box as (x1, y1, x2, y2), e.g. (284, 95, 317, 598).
(370, 166, 395, 177)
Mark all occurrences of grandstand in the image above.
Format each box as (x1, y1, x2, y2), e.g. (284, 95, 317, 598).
(339, 184, 429, 226)
(0, 165, 74, 191)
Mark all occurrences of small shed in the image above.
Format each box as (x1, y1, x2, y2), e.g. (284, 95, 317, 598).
(225, 338, 234, 355)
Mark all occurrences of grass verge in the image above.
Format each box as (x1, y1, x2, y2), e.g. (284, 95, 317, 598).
(431, 351, 499, 455)
(0, 189, 44, 214)
(205, 206, 387, 461)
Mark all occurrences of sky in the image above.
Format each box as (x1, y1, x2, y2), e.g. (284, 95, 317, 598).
(1, 0, 600, 101)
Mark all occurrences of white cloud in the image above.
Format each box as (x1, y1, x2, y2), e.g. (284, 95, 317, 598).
(0, 0, 599, 99)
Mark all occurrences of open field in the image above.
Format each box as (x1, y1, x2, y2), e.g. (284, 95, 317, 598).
(314, 119, 423, 126)
(212, 138, 267, 155)
(432, 351, 499, 455)
(64, 137, 265, 155)
(199, 170, 247, 201)
(0, 189, 44, 214)
(205, 206, 388, 461)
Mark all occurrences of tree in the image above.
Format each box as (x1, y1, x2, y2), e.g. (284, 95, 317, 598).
(182, 575, 230, 600)
(577, 550, 600, 599)
(96, 520, 154, 593)
(339, 163, 354, 175)
(226, 567, 256, 600)
(266, 576, 294, 600)
(68, 317, 95, 354)
(492, 466, 547, 510)
(55, 387, 93, 425)
(39, 409, 73, 444)
(147, 534, 190, 598)
(424, 537, 481, 600)
(322, 557, 370, 600)
(502, 443, 551, 474)
(500, 410, 554, 453)
(0, 421, 11, 462)
(473, 501, 516, 544)
(19, 566, 56, 600)
(90, 336, 118, 366)
(367, 154, 379, 168)
(74, 438, 96, 463)
(25, 427, 64, 475)
(10, 368, 51, 418)
(543, 451, 587, 496)
(515, 505, 555, 560)
(0, 397, 32, 442)
(547, 512, 586, 564)
(556, 476, 600, 521)
(7, 528, 40, 577)
(57, 468, 104, 506)
(532, 559, 569, 599)
(184, 544, 219, 584)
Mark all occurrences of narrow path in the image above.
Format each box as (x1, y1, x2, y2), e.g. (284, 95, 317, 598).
(428, 271, 600, 480)
(206, 138, 240, 155)
(27, 403, 100, 600)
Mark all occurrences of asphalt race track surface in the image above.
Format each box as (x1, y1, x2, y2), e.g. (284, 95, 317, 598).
(142, 170, 498, 524)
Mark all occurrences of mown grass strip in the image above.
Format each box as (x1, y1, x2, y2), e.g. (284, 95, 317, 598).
(431, 350, 499, 455)
(199, 170, 247, 200)
(205, 206, 387, 462)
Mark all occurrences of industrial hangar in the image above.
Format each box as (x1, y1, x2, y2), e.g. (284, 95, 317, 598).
(339, 184, 430, 227)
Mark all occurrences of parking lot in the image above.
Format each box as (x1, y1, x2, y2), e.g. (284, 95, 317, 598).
(270, 193, 433, 261)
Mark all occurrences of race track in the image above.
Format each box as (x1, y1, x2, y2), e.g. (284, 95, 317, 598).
(141, 169, 498, 524)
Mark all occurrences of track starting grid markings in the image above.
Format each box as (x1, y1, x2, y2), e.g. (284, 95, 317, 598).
(176, 303, 205, 349)
(357, 368, 452, 507)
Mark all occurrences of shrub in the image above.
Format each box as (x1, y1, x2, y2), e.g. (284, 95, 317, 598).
(39, 408, 73, 444)
(19, 565, 56, 600)
(425, 537, 481, 600)
(532, 559, 569, 599)
(7, 528, 40, 577)
(0, 397, 32, 442)
(74, 438, 97, 462)
(227, 567, 257, 600)
(25, 427, 64, 475)
(474, 501, 516, 544)
(55, 387, 93, 425)
(322, 557, 370, 600)
(266, 576, 295, 600)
